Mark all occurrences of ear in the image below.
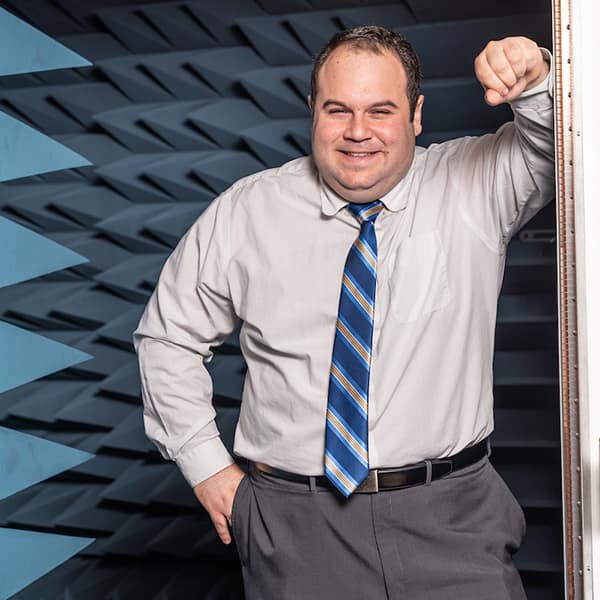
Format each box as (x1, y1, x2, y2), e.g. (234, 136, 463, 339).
(307, 95, 313, 112)
(412, 94, 425, 137)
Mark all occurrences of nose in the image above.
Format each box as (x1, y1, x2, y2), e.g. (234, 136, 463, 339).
(344, 112, 371, 143)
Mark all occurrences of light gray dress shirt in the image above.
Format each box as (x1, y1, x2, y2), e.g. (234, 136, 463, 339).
(133, 64, 554, 488)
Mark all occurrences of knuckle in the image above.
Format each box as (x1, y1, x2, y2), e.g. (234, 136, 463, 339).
(486, 52, 504, 68)
(211, 511, 224, 524)
(490, 61, 511, 78)
(495, 53, 511, 69)
(485, 41, 498, 60)
(520, 35, 534, 48)
(474, 62, 489, 78)
(215, 521, 227, 533)
(497, 65, 513, 79)
(492, 61, 515, 80)
(505, 44, 522, 61)
(483, 40, 498, 56)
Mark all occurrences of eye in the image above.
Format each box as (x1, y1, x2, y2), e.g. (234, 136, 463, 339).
(371, 109, 391, 115)
(328, 108, 347, 114)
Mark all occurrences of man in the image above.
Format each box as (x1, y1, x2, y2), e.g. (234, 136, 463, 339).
(133, 26, 553, 599)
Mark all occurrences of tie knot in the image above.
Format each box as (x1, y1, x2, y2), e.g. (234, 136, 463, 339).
(347, 200, 384, 224)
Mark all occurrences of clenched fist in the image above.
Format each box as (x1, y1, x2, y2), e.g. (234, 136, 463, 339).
(475, 36, 550, 106)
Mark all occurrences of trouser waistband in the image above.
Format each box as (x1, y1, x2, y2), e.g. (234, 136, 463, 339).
(251, 437, 491, 494)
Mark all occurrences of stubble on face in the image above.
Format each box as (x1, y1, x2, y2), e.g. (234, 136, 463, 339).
(310, 45, 423, 204)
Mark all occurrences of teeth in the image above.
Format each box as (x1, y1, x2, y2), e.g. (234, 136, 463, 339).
(346, 152, 372, 157)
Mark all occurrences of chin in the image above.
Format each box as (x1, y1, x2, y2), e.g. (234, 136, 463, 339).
(339, 179, 379, 196)
(335, 170, 374, 186)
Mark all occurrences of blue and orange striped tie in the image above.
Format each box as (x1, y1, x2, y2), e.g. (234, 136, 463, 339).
(325, 200, 384, 497)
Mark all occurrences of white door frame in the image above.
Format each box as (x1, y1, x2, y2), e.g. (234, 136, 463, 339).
(554, 0, 600, 597)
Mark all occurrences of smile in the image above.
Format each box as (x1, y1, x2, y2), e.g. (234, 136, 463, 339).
(339, 151, 380, 158)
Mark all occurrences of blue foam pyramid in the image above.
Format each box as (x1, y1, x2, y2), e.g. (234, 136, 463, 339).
(0, 8, 91, 77)
(0, 426, 93, 500)
(0, 321, 93, 394)
(0, 216, 88, 288)
(0, 527, 93, 599)
(0, 112, 91, 182)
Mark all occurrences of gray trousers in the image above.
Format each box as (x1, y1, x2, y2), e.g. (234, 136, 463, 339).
(230, 455, 527, 599)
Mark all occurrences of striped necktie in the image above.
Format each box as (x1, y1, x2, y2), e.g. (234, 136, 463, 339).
(325, 200, 384, 497)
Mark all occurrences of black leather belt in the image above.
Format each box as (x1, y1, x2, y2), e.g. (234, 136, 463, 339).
(252, 437, 490, 494)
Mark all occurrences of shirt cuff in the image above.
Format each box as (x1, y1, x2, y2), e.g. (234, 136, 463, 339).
(516, 47, 554, 100)
(175, 436, 235, 488)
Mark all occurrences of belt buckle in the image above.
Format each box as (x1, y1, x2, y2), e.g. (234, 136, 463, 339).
(355, 469, 379, 494)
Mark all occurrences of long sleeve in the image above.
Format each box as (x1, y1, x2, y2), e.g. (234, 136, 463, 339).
(451, 49, 555, 252)
(132, 192, 239, 488)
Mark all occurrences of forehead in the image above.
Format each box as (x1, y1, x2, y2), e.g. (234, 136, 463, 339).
(317, 45, 408, 94)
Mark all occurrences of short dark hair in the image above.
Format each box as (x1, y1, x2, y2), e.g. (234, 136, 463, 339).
(310, 25, 422, 120)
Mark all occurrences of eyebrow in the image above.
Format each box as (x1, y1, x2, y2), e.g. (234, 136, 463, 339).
(321, 99, 400, 110)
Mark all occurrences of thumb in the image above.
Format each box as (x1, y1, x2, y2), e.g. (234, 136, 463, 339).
(484, 88, 505, 106)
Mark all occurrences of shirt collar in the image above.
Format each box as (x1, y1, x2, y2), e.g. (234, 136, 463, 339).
(318, 147, 423, 217)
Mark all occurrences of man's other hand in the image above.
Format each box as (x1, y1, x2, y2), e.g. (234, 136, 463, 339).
(193, 463, 246, 544)
(475, 36, 550, 106)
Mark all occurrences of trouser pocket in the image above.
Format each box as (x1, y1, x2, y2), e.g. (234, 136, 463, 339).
(230, 474, 250, 563)
(487, 463, 527, 545)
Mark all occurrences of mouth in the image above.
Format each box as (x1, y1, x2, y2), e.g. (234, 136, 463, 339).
(338, 150, 381, 161)
(339, 150, 379, 156)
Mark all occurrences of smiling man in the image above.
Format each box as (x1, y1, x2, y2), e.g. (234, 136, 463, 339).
(309, 40, 424, 204)
(133, 26, 554, 599)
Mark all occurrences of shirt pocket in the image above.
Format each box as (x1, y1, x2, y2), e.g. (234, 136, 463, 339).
(387, 230, 451, 324)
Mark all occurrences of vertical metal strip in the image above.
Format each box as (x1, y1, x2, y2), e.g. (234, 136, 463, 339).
(553, 0, 584, 597)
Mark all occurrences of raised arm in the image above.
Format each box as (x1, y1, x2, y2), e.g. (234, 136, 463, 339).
(450, 36, 554, 251)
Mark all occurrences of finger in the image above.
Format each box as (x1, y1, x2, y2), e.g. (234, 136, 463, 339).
(503, 77, 529, 103)
(475, 54, 509, 97)
(212, 513, 232, 545)
(502, 40, 528, 79)
(486, 48, 519, 89)
(484, 88, 505, 106)
(519, 38, 543, 72)
(523, 47, 547, 86)
(485, 74, 528, 106)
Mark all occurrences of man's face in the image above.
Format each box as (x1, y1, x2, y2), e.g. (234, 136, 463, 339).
(310, 46, 424, 204)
